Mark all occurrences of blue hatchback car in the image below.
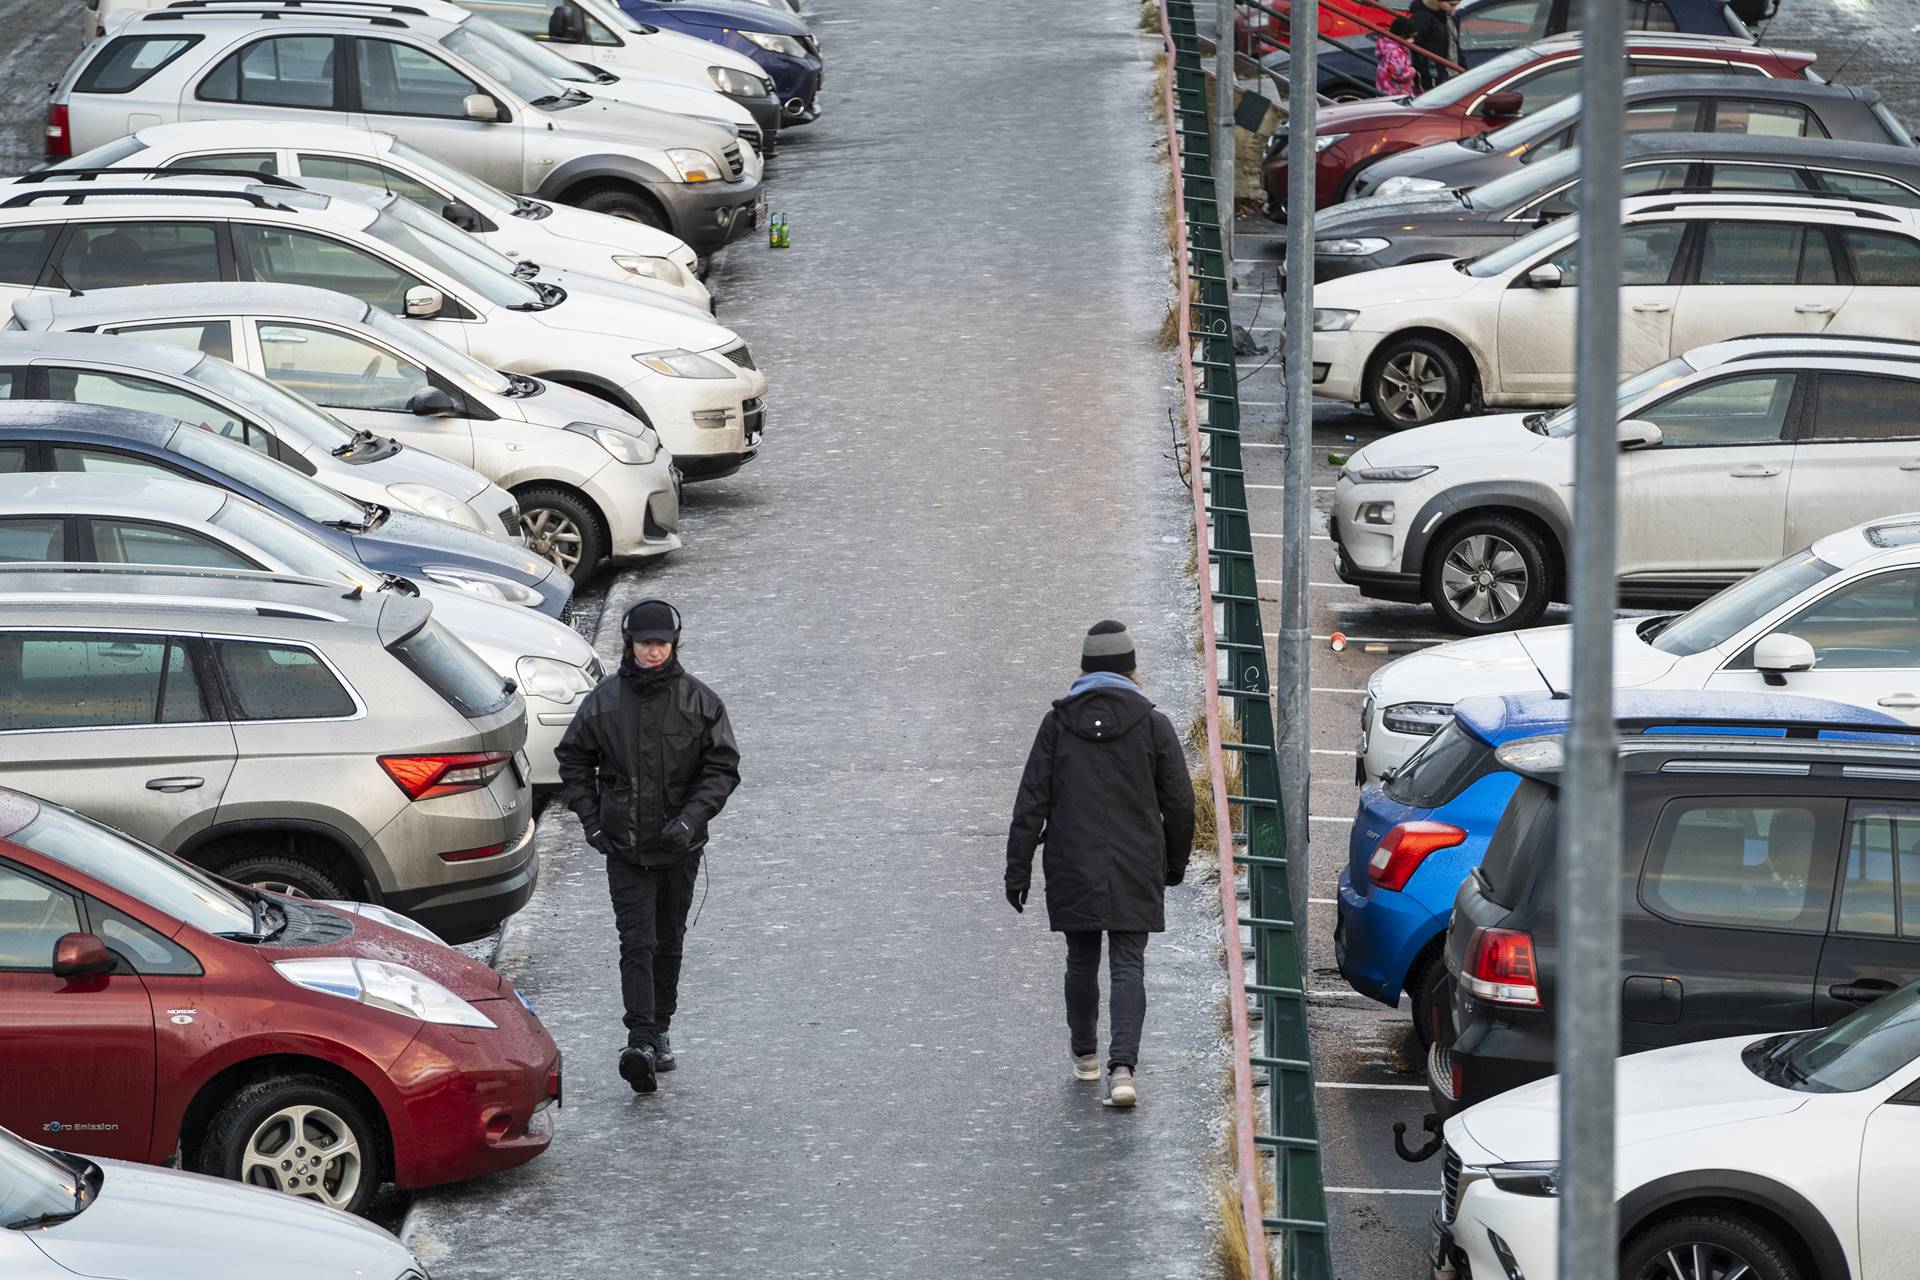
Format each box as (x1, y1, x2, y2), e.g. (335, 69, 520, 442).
(617, 0, 823, 125)
(1334, 689, 1907, 1046)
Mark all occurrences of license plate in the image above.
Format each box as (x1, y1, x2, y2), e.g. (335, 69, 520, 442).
(1428, 1214, 1456, 1273)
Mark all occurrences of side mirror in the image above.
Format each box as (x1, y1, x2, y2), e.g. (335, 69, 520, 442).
(1526, 262, 1563, 289)
(407, 386, 459, 417)
(1753, 632, 1816, 686)
(1533, 197, 1575, 225)
(52, 932, 115, 979)
(1476, 90, 1524, 119)
(548, 0, 588, 43)
(403, 285, 445, 318)
(1617, 418, 1663, 450)
(463, 93, 505, 123)
(442, 200, 482, 232)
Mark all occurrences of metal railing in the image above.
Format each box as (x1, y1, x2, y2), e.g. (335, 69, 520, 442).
(1237, 0, 1466, 96)
(1158, 4, 1331, 1277)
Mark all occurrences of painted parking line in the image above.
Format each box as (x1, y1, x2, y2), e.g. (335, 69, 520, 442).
(1316, 1082, 1431, 1093)
(1252, 533, 1332, 541)
(1311, 687, 1369, 696)
(1310, 815, 1353, 824)
(1322, 1187, 1438, 1196)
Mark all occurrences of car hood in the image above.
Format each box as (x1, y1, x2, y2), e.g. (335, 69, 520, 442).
(1322, 188, 1475, 224)
(1313, 96, 1445, 135)
(417, 582, 596, 674)
(530, 263, 714, 322)
(536, 193, 696, 262)
(29, 1160, 413, 1280)
(1371, 618, 1679, 706)
(317, 430, 495, 504)
(1347, 412, 1553, 469)
(531, 274, 739, 350)
(543, 94, 738, 152)
(1315, 257, 1481, 312)
(354, 510, 556, 585)
(1360, 138, 1510, 192)
(515, 376, 658, 432)
(264, 905, 506, 1000)
(585, 73, 751, 130)
(645, 0, 809, 36)
(1457, 1035, 1810, 1163)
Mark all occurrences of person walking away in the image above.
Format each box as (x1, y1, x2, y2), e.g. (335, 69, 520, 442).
(1377, 16, 1419, 98)
(1408, 0, 1460, 91)
(1004, 621, 1197, 1108)
(557, 599, 740, 1095)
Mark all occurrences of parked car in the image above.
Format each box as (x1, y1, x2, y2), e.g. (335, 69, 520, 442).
(1345, 74, 1913, 202)
(1260, 34, 1811, 216)
(0, 180, 767, 477)
(613, 0, 822, 126)
(1236, 0, 1411, 65)
(1309, 132, 1920, 283)
(0, 1121, 425, 1279)
(0, 401, 572, 617)
(0, 472, 601, 786)
(53, 5, 765, 254)
(1336, 689, 1907, 1050)
(1312, 194, 1920, 428)
(0, 785, 558, 1214)
(1356, 511, 1920, 781)
(1441, 977, 1920, 1280)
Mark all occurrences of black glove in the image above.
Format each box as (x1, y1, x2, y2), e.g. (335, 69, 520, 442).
(658, 814, 698, 858)
(1165, 860, 1188, 887)
(577, 809, 606, 854)
(1006, 882, 1028, 913)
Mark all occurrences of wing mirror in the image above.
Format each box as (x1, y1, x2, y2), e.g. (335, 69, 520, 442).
(1475, 90, 1524, 119)
(1526, 262, 1563, 289)
(1533, 196, 1575, 225)
(442, 200, 482, 232)
(547, 0, 588, 43)
(463, 93, 506, 123)
(407, 386, 459, 417)
(1754, 632, 1816, 686)
(52, 932, 115, 978)
(1617, 418, 1662, 450)
(403, 286, 445, 319)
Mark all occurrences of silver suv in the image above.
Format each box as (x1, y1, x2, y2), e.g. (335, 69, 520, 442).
(0, 563, 536, 941)
(53, 4, 764, 254)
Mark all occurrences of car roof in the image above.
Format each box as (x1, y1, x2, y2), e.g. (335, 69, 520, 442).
(1616, 131, 1920, 169)
(0, 329, 210, 378)
(0, 400, 178, 443)
(0, 470, 228, 523)
(1497, 727, 1920, 781)
(0, 174, 373, 229)
(122, 4, 463, 35)
(12, 282, 373, 330)
(1453, 690, 1907, 744)
(1621, 191, 1920, 225)
(0, 561, 423, 638)
(159, 0, 472, 19)
(1617, 71, 1877, 103)
(131, 119, 399, 156)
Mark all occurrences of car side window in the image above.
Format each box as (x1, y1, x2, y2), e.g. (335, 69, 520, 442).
(0, 517, 65, 562)
(1713, 99, 1821, 139)
(1638, 372, 1796, 447)
(90, 519, 257, 574)
(356, 38, 482, 119)
(1816, 171, 1920, 209)
(0, 444, 22, 474)
(256, 322, 431, 413)
(40, 369, 257, 453)
(1458, 0, 1553, 52)
(1626, 0, 1680, 30)
(74, 34, 203, 95)
(198, 35, 339, 110)
(1640, 800, 1837, 931)
(294, 154, 444, 211)
(1836, 804, 1920, 938)
(100, 321, 236, 364)
(232, 223, 424, 314)
(1844, 231, 1920, 286)
(1622, 98, 1704, 134)
(0, 226, 57, 288)
(1703, 163, 1815, 194)
(0, 632, 203, 730)
(211, 640, 354, 721)
(51, 221, 223, 292)
(1616, 163, 1693, 197)
(1547, 221, 1684, 287)
(0, 864, 81, 971)
(162, 152, 279, 177)
(1502, 61, 1583, 111)
(1806, 374, 1920, 444)
(1763, 569, 1920, 670)
(1696, 222, 1837, 286)
(50, 447, 181, 478)
(88, 898, 199, 975)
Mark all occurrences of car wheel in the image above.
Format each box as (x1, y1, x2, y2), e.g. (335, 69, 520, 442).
(198, 1075, 380, 1217)
(1424, 515, 1550, 635)
(1622, 1212, 1800, 1280)
(517, 485, 605, 586)
(575, 187, 670, 232)
(220, 849, 347, 900)
(1407, 950, 1449, 1053)
(1366, 335, 1469, 428)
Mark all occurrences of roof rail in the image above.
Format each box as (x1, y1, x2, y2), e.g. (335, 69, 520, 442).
(1714, 332, 1920, 349)
(167, 0, 429, 10)
(138, 8, 407, 23)
(0, 186, 288, 210)
(0, 562, 351, 590)
(1610, 714, 1920, 740)
(16, 167, 303, 190)
(1631, 197, 1900, 222)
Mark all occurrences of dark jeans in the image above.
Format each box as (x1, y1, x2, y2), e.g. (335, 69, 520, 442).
(1064, 930, 1148, 1070)
(605, 854, 702, 1051)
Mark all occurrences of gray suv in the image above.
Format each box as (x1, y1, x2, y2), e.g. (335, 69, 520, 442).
(0, 563, 536, 941)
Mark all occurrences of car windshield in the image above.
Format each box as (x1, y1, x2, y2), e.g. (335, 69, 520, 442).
(1649, 551, 1844, 657)
(378, 192, 523, 277)
(1471, 149, 1580, 212)
(387, 138, 517, 216)
(442, 22, 571, 105)
(1482, 93, 1579, 151)
(1538, 357, 1695, 437)
(9, 801, 255, 937)
(1751, 980, 1920, 1092)
(210, 495, 375, 588)
(184, 354, 357, 449)
(168, 424, 371, 526)
(367, 206, 539, 310)
(463, 12, 597, 85)
(360, 307, 512, 396)
(52, 135, 146, 170)
(0, 1126, 83, 1228)
(1464, 212, 1575, 278)
(1409, 44, 1539, 109)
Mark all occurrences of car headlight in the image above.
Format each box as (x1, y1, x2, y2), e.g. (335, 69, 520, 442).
(634, 349, 733, 379)
(274, 958, 495, 1028)
(516, 655, 596, 702)
(1312, 308, 1359, 332)
(1355, 465, 1437, 482)
(1377, 176, 1448, 198)
(386, 483, 486, 533)
(1487, 1161, 1560, 1197)
(1316, 236, 1390, 256)
(317, 900, 447, 946)
(1314, 133, 1350, 153)
(611, 254, 689, 287)
(564, 420, 658, 464)
(741, 30, 808, 56)
(666, 148, 723, 183)
(420, 566, 543, 608)
(1383, 701, 1453, 736)
(708, 65, 771, 96)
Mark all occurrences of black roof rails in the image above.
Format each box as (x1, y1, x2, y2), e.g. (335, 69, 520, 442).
(139, 8, 407, 24)
(167, 0, 429, 10)
(0, 186, 287, 209)
(1611, 715, 1920, 740)
(1716, 332, 1920, 350)
(16, 167, 303, 190)
(1632, 197, 1899, 222)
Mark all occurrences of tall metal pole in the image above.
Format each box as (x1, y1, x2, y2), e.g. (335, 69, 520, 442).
(1215, 0, 1236, 260)
(1279, 0, 1316, 949)
(1557, 0, 1626, 1273)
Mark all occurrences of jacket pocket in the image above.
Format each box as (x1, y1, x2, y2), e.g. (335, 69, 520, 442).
(662, 731, 700, 810)
(597, 778, 636, 852)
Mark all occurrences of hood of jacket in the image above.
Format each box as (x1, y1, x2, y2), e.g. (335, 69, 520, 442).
(1054, 675, 1156, 742)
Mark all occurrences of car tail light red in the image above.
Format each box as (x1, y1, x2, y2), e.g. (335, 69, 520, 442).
(379, 751, 511, 801)
(1462, 927, 1541, 1008)
(1366, 821, 1467, 892)
(44, 104, 70, 159)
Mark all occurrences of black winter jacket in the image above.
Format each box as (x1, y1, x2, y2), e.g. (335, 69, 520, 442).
(1406, 3, 1459, 88)
(556, 660, 740, 867)
(1005, 682, 1197, 933)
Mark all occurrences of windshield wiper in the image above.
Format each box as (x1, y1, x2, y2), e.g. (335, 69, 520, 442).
(505, 372, 541, 397)
(8, 1209, 80, 1231)
(512, 260, 541, 280)
(512, 196, 551, 220)
(510, 281, 566, 311)
(1522, 412, 1550, 435)
(330, 428, 379, 458)
(1462, 133, 1497, 152)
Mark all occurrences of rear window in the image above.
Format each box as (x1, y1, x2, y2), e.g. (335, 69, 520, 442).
(74, 34, 203, 95)
(1476, 778, 1556, 908)
(391, 619, 510, 720)
(1384, 721, 1493, 808)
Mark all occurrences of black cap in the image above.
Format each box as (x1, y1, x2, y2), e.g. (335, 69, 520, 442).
(622, 599, 681, 645)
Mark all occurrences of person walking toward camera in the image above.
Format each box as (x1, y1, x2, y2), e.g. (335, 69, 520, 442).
(1004, 621, 1196, 1108)
(557, 599, 740, 1095)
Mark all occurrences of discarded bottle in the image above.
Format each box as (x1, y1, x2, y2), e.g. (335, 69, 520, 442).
(770, 212, 792, 249)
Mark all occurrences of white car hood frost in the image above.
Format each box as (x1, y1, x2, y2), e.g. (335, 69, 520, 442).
(1315, 258, 1482, 315)
(1349, 413, 1552, 470)
(1373, 619, 1682, 706)
(534, 271, 739, 349)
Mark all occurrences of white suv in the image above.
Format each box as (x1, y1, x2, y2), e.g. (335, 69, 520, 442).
(1333, 334, 1920, 633)
(1311, 194, 1920, 427)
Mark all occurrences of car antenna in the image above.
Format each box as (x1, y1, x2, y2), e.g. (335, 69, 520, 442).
(342, 581, 364, 600)
(1821, 36, 1872, 88)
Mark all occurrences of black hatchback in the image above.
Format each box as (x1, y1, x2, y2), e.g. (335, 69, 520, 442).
(1433, 723, 1920, 1115)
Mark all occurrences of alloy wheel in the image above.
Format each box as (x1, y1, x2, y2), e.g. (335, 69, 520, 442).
(239, 1103, 363, 1212)
(521, 507, 585, 576)
(1439, 533, 1529, 625)
(1637, 1243, 1757, 1280)
(251, 881, 308, 899)
(1379, 350, 1451, 425)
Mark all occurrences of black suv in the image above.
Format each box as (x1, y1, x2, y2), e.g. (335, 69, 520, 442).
(1434, 723, 1920, 1114)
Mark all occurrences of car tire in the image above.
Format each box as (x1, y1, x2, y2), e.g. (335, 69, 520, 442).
(197, 1074, 381, 1217)
(1365, 335, 1470, 429)
(1407, 950, 1449, 1053)
(575, 186, 671, 233)
(1423, 515, 1551, 635)
(219, 848, 348, 901)
(1621, 1212, 1800, 1280)
(517, 485, 605, 586)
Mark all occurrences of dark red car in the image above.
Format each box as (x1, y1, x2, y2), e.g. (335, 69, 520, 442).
(0, 788, 559, 1216)
(1260, 32, 1814, 216)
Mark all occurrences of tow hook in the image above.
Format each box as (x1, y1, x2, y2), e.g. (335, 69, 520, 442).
(1394, 1112, 1444, 1162)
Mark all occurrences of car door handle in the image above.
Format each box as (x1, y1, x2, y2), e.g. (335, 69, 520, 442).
(1727, 466, 1781, 478)
(1878, 693, 1920, 709)
(1901, 461, 1920, 472)
(1830, 979, 1900, 1004)
(1631, 302, 1671, 313)
(145, 776, 204, 793)
(1794, 303, 1835, 314)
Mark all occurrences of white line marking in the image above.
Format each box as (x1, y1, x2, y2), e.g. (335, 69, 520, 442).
(1310, 815, 1353, 824)
(1311, 581, 1358, 590)
(1241, 400, 1283, 407)
(1312, 687, 1368, 695)
(1308, 896, 1337, 905)
(1242, 442, 1285, 449)
(1309, 748, 1353, 756)
(1316, 1083, 1432, 1094)
(1321, 1187, 1438, 1196)
(1245, 483, 1285, 490)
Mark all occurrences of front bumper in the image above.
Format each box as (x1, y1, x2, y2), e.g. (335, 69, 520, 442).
(1452, 1180, 1558, 1280)
(622, 362, 768, 461)
(1328, 496, 1422, 600)
(521, 695, 582, 789)
(728, 91, 784, 152)
(587, 456, 682, 561)
(1310, 328, 1377, 404)
(653, 173, 765, 254)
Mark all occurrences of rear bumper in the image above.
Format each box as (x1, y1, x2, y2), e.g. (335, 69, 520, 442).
(384, 817, 538, 945)
(1334, 868, 1425, 1007)
(1431, 1012, 1554, 1118)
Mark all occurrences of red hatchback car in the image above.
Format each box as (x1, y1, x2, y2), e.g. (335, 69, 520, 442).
(1260, 32, 1814, 216)
(1236, 0, 1411, 58)
(0, 788, 559, 1216)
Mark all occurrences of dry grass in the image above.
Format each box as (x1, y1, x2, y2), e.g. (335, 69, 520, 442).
(1189, 709, 1244, 858)
(1215, 1172, 1257, 1280)
(1139, 0, 1161, 31)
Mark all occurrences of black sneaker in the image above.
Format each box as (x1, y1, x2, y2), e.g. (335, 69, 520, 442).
(656, 1033, 676, 1073)
(618, 1045, 658, 1094)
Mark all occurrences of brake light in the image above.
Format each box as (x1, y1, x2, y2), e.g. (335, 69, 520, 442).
(44, 104, 70, 159)
(1367, 821, 1468, 892)
(438, 840, 508, 864)
(379, 751, 510, 801)
(1462, 927, 1540, 1007)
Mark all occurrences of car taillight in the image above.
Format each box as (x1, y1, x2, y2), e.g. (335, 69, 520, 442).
(379, 751, 510, 801)
(438, 840, 509, 864)
(1367, 821, 1467, 892)
(44, 104, 70, 159)
(1461, 927, 1541, 1007)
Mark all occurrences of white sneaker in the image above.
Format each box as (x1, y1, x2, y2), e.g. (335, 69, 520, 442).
(1108, 1066, 1137, 1108)
(1073, 1053, 1100, 1082)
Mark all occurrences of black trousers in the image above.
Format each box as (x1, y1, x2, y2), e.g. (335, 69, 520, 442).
(605, 853, 702, 1051)
(1063, 930, 1148, 1070)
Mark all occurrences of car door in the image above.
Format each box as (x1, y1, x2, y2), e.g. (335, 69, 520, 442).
(1829, 227, 1920, 341)
(249, 317, 476, 466)
(1785, 372, 1920, 556)
(1859, 1069, 1920, 1280)
(1616, 369, 1801, 582)
(228, 221, 468, 349)
(350, 36, 524, 192)
(0, 859, 155, 1162)
(182, 33, 359, 135)
(0, 630, 236, 852)
(1621, 793, 1841, 1050)
(1816, 801, 1920, 1026)
(1669, 221, 1852, 353)
(1705, 568, 1920, 724)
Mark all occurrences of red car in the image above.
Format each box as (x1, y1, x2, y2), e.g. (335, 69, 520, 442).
(1236, 0, 1411, 59)
(0, 788, 559, 1216)
(1260, 32, 1815, 216)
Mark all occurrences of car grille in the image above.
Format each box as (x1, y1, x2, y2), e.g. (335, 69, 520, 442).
(723, 142, 745, 181)
(738, 123, 763, 153)
(1440, 1143, 1462, 1223)
(720, 342, 756, 371)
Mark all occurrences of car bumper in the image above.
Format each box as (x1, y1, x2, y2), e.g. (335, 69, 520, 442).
(587, 457, 682, 561)
(378, 802, 538, 945)
(654, 175, 765, 254)
(728, 91, 784, 152)
(1310, 329, 1378, 404)
(1333, 869, 1425, 1007)
(1431, 1011, 1555, 1118)
(622, 362, 768, 461)
(1452, 1181, 1558, 1280)
(521, 695, 582, 789)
